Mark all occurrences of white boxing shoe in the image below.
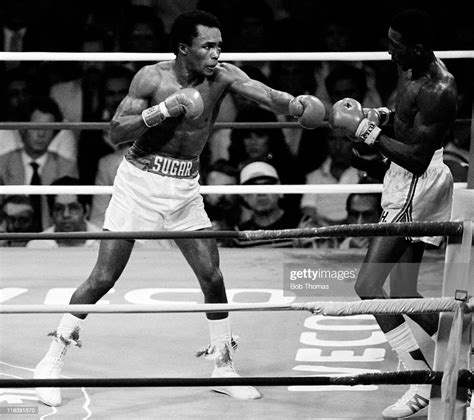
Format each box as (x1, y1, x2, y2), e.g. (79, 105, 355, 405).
(34, 329, 80, 407)
(210, 341, 262, 400)
(382, 385, 430, 418)
(211, 364, 262, 400)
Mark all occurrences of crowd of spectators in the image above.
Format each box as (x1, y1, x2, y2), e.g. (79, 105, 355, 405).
(0, 1, 471, 248)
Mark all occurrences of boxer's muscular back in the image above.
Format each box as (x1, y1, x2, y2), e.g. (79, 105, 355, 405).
(393, 58, 457, 153)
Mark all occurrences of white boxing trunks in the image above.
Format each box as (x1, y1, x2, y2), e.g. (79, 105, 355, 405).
(103, 147, 211, 237)
(380, 148, 453, 246)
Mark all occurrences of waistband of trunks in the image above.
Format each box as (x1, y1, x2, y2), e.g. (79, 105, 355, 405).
(125, 143, 199, 179)
(389, 148, 445, 174)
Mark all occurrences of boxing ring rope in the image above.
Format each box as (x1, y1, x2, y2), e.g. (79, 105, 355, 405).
(1, 51, 473, 62)
(0, 220, 467, 241)
(1, 370, 473, 389)
(1, 297, 472, 315)
(0, 119, 471, 130)
(0, 183, 469, 195)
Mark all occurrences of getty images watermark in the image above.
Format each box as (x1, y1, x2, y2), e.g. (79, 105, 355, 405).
(283, 263, 359, 297)
(283, 261, 473, 297)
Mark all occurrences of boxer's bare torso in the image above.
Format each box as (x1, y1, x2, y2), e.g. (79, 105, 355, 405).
(375, 28, 457, 174)
(110, 26, 293, 162)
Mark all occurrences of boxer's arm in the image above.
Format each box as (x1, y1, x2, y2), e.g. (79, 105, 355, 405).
(224, 64, 324, 127)
(224, 64, 293, 114)
(109, 67, 157, 145)
(374, 84, 457, 176)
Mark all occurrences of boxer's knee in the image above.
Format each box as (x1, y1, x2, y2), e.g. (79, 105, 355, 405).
(354, 278, 383, 299)
(200, 269, 225, 300)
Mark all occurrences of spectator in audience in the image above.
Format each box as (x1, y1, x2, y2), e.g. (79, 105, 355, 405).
(203, 159, 242, 246)
(0, 96, 78, 231)
(49, 28, 109, 131)
(314, 16, 383, 113)
(298, 64, 386, 226)
(229, 106, 303, 185)
(27, 176, 100, 248)
(78, 65, 134, 187)
(270, 61, 317, 157)
(0, 67, 32, 122)
(1, 195, 35, 246)
(339, 192, 382, 249)
(229, 105, 304, 211)
(300, 127, 362, 227)
(0, 0, 44, 73)
(82, 4, 123, 52)
(0, 67, 33, 156)
(234, 161, 301, 247)
(0, 71, 77, 161)
(297, 64, 370, 179)
(120, 6, 168, 73)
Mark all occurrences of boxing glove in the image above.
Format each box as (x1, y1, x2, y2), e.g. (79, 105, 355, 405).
(363, 106, 392, 126)
(289, 95, 326, 129)
(142, 88, 204, 128)
(330, 98, 381, 146)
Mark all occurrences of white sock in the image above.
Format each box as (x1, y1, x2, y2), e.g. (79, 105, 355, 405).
(384, 322, 430, 371)
(208, 317, 231, 346)
(56, 314, 83, 339)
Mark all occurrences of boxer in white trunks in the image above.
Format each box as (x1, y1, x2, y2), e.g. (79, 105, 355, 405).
(329, 9, 457, 418)
(34, 10, 326, 407)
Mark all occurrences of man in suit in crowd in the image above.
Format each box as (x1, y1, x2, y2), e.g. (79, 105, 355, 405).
(0, 96, 77, 230)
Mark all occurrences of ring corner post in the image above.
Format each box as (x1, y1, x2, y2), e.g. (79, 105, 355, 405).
(428, 189, 474, 419)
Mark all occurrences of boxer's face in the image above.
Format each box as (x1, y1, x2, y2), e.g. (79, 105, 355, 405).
(388, 28, 414, 71)
(185, 25, 222, 77)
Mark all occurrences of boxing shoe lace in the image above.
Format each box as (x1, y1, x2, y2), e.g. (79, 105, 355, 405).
(48, 327, 82, 348)
(194, 335, 239, 360)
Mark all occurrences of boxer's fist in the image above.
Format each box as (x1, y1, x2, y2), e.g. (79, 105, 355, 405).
(142, 88, 204, 127)
(363, 106, 392, 126)
(330, 98, 381, 146)
(352, 142, 385, 162)
(289, 95, 325, 129)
